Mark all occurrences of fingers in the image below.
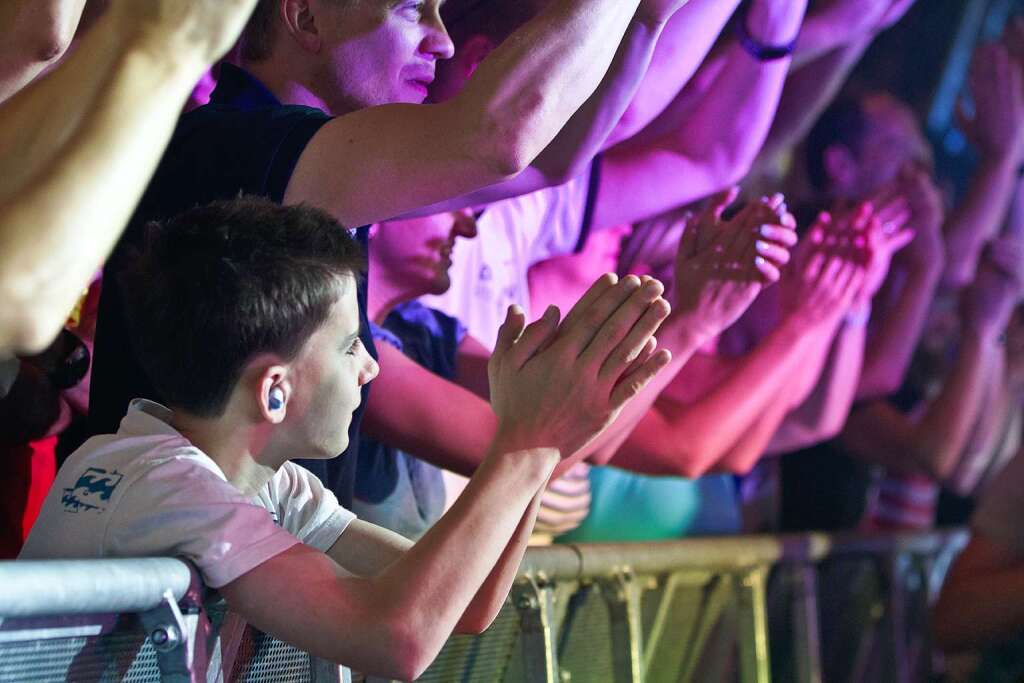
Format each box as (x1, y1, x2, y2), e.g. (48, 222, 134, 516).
(558, 275, 648, 358)
(596, 296, 671, 383)
(708, 186, 741, 221)
(492, 305, 526, 357)
(609, 349, 673, 410)
(620, 337, 658, 379)
(559, 273, 618, 331)
(573, 278, 666, 365)
(508, 305, 561, 368)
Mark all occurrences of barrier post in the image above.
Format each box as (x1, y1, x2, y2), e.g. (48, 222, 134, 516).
(512, 576, 559, 683)
(737, 566, 771, 683)
(789, 563, 823, 683)
(599, 568, 644, 683)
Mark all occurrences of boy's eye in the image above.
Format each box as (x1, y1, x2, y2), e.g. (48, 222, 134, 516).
(398, 1, 425, 19)
(345, 337, 363, 356)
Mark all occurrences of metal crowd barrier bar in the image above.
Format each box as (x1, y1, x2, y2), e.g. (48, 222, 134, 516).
(0, 530, 969, 683)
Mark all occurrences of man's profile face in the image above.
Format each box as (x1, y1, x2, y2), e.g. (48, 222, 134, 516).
(315, 0, 455, 112)
(280, 277, 378, 457)
(373, 210, 478, 296)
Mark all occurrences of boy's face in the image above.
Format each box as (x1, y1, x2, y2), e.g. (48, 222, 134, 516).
(315, 0, 455, 111)
(280, 277, 378, 457)
(373, 209, 478, 295)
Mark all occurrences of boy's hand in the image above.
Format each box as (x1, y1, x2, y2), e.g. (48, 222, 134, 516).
(488, 274, 673, 457)
(670, 189, 798, 342)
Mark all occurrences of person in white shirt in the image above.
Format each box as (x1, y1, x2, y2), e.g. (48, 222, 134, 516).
(22, 197, 671, 680)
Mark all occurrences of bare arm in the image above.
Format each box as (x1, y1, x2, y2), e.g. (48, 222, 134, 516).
(838, 332, 1001, 481)
(604, 0, 744, 146)
(933, 534, 1024, 652)
(222, 439, 558, 680)
(286, 0, 647, 227)
(944, 42, 1024, 287)
(609, 316, 816, 477)
(0, 1, 259, 354)
(0, 0, 85, 105)
(768, 318, 866, 453)
(591, 0, 808, 229)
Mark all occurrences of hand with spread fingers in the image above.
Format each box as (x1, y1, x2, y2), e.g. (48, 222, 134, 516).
(669, 188, 799, 342)
(958, 41, 1024, 164)
(784, 212, 868, 329)
(488, 274, 674, 458)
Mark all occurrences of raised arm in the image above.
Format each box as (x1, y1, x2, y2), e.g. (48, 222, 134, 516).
(590, 0, 808, 230)
(944, 41, 1024, 287)
(839, 261, 1018, 481)
(285, 0, 649, 227)
(0, 0, 85, 105)
(0, 0, 260, 355)
(856, 169, 946, 399)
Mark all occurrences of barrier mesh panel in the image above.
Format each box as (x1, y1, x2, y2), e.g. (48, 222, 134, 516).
(229, 627, 313, 683)
(556, 584, 615, 681)
(416, 602, 520, 682)
(0, 626, 159, 682)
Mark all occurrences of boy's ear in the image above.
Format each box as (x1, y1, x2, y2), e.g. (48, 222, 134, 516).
(257, 365, 292, 424)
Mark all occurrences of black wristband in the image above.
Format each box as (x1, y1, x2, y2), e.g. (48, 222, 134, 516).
(736, 11, 798, 62)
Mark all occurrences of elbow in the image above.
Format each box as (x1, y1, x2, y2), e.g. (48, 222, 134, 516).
(28, 19, 75, 67)
(473, 94, 551, 179)
(386, 622, 437, 682)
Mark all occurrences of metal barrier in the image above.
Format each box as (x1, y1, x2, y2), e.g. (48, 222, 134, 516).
(0, 530, 968, 683)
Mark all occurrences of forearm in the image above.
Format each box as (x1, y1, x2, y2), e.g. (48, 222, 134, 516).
(455, 0, 642, 175)
(584, 317, 702, 467)
(944, 154, 1020, 287)
(456, 490, 546, 633)
(756, 35, 872, 171)
(768, 317, 865, 454)
(934, 566, 1024, 652)
(378, 441, 557, 665)
(912, 332, 999, 480)
(857, 265, 942, 400)
(528, 14, 666, 184)
(595, 4, 805, 228)
(948, 355, 1010, 495)
(607, 0, 743, 146)
(0, 35, 204, 354)
(608, 317, 814, 476)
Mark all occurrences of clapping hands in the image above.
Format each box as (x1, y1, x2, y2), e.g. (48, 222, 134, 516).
(670, 188, 798, 342)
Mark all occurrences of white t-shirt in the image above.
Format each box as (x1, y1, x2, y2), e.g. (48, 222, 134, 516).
(21, 400, 355, 589)
(421, 168, 595, 349)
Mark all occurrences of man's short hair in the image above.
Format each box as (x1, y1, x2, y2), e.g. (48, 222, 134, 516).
(119, 197, 365, 417)
(805, 96, 870, 193)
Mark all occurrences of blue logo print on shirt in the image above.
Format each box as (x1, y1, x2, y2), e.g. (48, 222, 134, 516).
(62, 468, 124, 513)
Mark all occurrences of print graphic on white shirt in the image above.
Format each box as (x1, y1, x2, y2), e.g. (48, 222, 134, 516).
(61, 467, 124, 514)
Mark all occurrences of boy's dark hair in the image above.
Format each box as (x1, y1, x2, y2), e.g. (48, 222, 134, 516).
(805, 96, 870, 193)
(119, 197, 364, 418)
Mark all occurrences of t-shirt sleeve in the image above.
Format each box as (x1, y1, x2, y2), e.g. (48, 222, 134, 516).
(105, 456, 300, 589)
(972, 452, 1024, 557)
(527, 159, 601, 266)
(269, 462, 356, 552)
